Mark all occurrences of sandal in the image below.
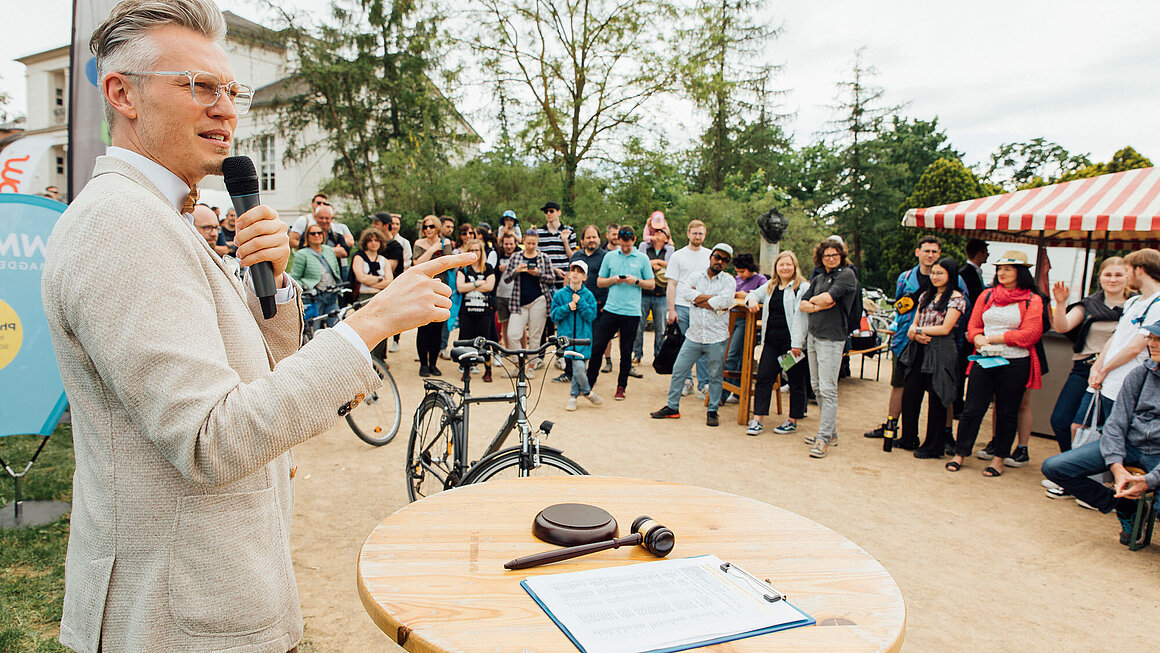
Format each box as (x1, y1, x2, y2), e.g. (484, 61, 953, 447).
(982, 466, 1003, 477)
(945, 460, 961, 472)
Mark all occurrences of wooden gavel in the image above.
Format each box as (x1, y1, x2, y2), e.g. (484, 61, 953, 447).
(505, 516, 675, 570)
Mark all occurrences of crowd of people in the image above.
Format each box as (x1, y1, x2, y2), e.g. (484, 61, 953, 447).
(272, 190, 1159, 549)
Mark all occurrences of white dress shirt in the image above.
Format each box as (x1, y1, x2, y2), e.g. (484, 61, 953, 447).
(679, 269, 735, 343)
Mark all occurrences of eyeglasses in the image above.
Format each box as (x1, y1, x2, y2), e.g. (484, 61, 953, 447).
(822, 253, 841, 259)
(197, 225, 219, 232)
(120, 70, 254, 114)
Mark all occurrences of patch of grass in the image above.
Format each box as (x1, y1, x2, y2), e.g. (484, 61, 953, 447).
(0, 425, 74, 653)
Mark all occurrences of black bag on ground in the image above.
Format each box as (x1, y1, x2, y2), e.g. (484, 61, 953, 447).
(652, 322, 685, 374)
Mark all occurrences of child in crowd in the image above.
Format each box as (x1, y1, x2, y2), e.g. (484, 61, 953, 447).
(551, 261, 603, 410)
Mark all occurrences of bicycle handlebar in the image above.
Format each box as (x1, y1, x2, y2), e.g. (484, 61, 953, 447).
(453, 336, 591, 358)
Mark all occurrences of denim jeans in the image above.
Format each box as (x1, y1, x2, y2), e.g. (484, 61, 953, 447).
(1042, 441, 1160, 513)
(667, 338, 727, 412)
(307, 291, 340, 328)
(675, 305, 708, 390)
(569, 358, 591, 397)
(807, 334, 845, 442)
(634, 294, 668, 360)
(1049, 359, 1094, 452)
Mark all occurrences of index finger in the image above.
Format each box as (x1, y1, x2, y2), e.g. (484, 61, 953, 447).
(411, 252, 477, 278)
(234, 204, 279, 230)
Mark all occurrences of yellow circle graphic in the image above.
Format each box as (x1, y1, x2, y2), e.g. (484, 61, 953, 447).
(0, 299, 23, 371)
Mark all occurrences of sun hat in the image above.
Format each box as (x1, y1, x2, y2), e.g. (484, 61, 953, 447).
(993, 250, 1032, 267)
(501, 209, 519, 225)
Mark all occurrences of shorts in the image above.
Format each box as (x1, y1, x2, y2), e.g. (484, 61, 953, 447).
(496, 301, 511, 323)
(890, 358, 907, 388)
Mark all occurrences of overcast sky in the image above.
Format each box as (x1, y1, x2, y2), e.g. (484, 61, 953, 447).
(4, 0, 1158, 172)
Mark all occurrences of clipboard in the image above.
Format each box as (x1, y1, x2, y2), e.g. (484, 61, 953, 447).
(520, 555, 815, 653)
(968, 354, 1010, 368)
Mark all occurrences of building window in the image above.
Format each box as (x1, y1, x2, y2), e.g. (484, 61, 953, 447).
(258, 135, 276, 192)
(56, 156, 64, 174)
(55, 88, 64, 106)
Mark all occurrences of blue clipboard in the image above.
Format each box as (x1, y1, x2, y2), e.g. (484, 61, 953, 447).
(520, 555, 815, 653)
(968, 354, 1010, 368)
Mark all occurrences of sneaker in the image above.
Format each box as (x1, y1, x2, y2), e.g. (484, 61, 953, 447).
(555, 357, 566, 370)
(803, 433, 815, 444)
(532, 358, 545, 370)
(805, 433, 838, 446)
(628, 366, 643, 379)
(1045, 487, 1072, 499)
(503, 366, 520, 379)
(614, 386, 626, 401)
(864, 423, 886, 438)
(1004, 446, 1030, 468)
(601, 358, 613, 373)
(975, 444, 995, 460)
(525, 364, 536, 379)
(439, 350, 451, 360)
(585, 391, 603, 406)
(745, 420, 764, 436)
(566, 397, 578, 411)
(651, 406, 679, 419)
(772, 420, 797, 435)
(723, 395, 739, 405)
(552, 373, 569, 383)
(706, 412, 719, 427)
(1041, 479, 1063, 491)
(681, 378, 693, 396)
(809, 437, 830, 458)
(1075, 499, 1098, 511)
(482, 371, 493, 383)
(388, 340, 400, 353)
(418, 365, 430, 377)
(1119, 502, 1154, 546)
(695, 386, 706, 399)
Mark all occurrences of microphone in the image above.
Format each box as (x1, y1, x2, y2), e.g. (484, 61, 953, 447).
(222, 156, 277, 319)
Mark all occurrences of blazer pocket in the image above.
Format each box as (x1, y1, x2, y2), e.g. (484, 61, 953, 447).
(169, 487, 296, 637)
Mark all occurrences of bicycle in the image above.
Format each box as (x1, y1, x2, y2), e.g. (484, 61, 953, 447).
(405, 335, 589, 501)
(301, 285, 402, 446)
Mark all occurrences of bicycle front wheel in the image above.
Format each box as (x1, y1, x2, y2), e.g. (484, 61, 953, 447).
(406, 392, 463, 502)
(461, 446, 588, 485)
(347, 357, 402, 446)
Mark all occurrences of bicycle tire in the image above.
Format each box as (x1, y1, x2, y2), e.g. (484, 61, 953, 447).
(460, 445, 587, 485)
(405, 392, 464, 502)
(346, 357, 402, 446)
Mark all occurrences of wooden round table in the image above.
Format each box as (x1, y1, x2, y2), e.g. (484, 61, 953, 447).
(358, 476, 905, 652)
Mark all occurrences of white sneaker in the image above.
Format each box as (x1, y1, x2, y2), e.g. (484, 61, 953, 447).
(745, 419, 763, 436)
(555, 357, 567, 371)
(566, 397, 578, 411)
(695, 386, 706, 400)
(585, 391, 603, 406)
(525, 363, 536, 379)
(388, 340, 400, 353)
(809, 437, 829, 458)
(804, 433, 837, 446)
(681, 378, 693, 397)
(532, 358, 545, 370)
(1075, 499, 1098, 511)
(1041, 479, 1063, 491)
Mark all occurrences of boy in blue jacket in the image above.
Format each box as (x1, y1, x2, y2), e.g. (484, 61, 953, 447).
(552, 261, 603, 410)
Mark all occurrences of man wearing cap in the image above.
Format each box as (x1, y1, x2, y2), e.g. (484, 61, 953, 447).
(651, 244, 736, 426)
(587, 226, 655, 400)
(551, 260, 603, 410)
(1042, 318, 1160, 547)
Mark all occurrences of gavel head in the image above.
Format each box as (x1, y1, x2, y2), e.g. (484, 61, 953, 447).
(630, 516, 675, 557)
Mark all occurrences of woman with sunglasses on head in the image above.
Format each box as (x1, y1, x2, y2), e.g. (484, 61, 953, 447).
(456, 239, 498, 382)
(412, 215, 454, 376)
(289, 224, 343, 327)
(947, 251, 1045, 477)
(899, 257, 967, 458)
(744, 250, 809, 437)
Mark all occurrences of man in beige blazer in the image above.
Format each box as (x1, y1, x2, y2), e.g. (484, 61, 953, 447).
(41, 1, 472, 651)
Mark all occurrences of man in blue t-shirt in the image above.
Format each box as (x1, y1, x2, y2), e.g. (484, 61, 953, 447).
(586, 226, 655, 400)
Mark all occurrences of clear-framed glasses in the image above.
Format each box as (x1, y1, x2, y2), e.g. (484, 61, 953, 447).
(120, 70, 254, 114)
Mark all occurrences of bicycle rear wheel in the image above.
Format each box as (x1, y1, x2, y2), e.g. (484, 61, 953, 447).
(461, 446, 587, 485)
(406, 392, 463, 502)
(347, 357, 402, 446)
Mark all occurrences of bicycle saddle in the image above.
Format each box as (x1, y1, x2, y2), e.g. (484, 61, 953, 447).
(450, 346, 484, 366)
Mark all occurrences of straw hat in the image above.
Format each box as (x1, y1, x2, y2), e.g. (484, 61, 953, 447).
(993, 250, 1032, 267)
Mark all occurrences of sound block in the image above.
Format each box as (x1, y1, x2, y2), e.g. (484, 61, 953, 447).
(533, 503, 618, 546)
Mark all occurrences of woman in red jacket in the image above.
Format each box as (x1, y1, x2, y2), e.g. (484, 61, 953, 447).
(946, 251, 1045, 477)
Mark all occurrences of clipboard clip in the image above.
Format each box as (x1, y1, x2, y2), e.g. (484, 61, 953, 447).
(720, 562, 785, 603)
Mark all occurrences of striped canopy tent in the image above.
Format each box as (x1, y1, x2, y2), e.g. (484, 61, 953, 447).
(901, 166, 1160, 249)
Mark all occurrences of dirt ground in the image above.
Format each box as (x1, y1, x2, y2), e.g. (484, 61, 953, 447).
(289, 330, 1160, 652)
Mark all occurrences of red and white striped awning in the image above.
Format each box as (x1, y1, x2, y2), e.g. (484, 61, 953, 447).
(902, 167, 1160, 248)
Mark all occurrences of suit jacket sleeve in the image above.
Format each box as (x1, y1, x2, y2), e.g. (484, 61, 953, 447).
(60, 220, 380, 488)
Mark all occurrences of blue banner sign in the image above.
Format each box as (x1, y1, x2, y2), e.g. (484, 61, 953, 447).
(0, 194, 68, 437)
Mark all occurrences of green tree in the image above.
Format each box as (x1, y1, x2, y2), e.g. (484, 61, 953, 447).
(611, 137, 688, 226)
(681, 0, 782, 192)
(475, 0, 680, 218)
(822, 49, 905, 277)
(980, 138, 1091, 191)
(265, 0, 462, 214)
(1058, 145, 1153, 182)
